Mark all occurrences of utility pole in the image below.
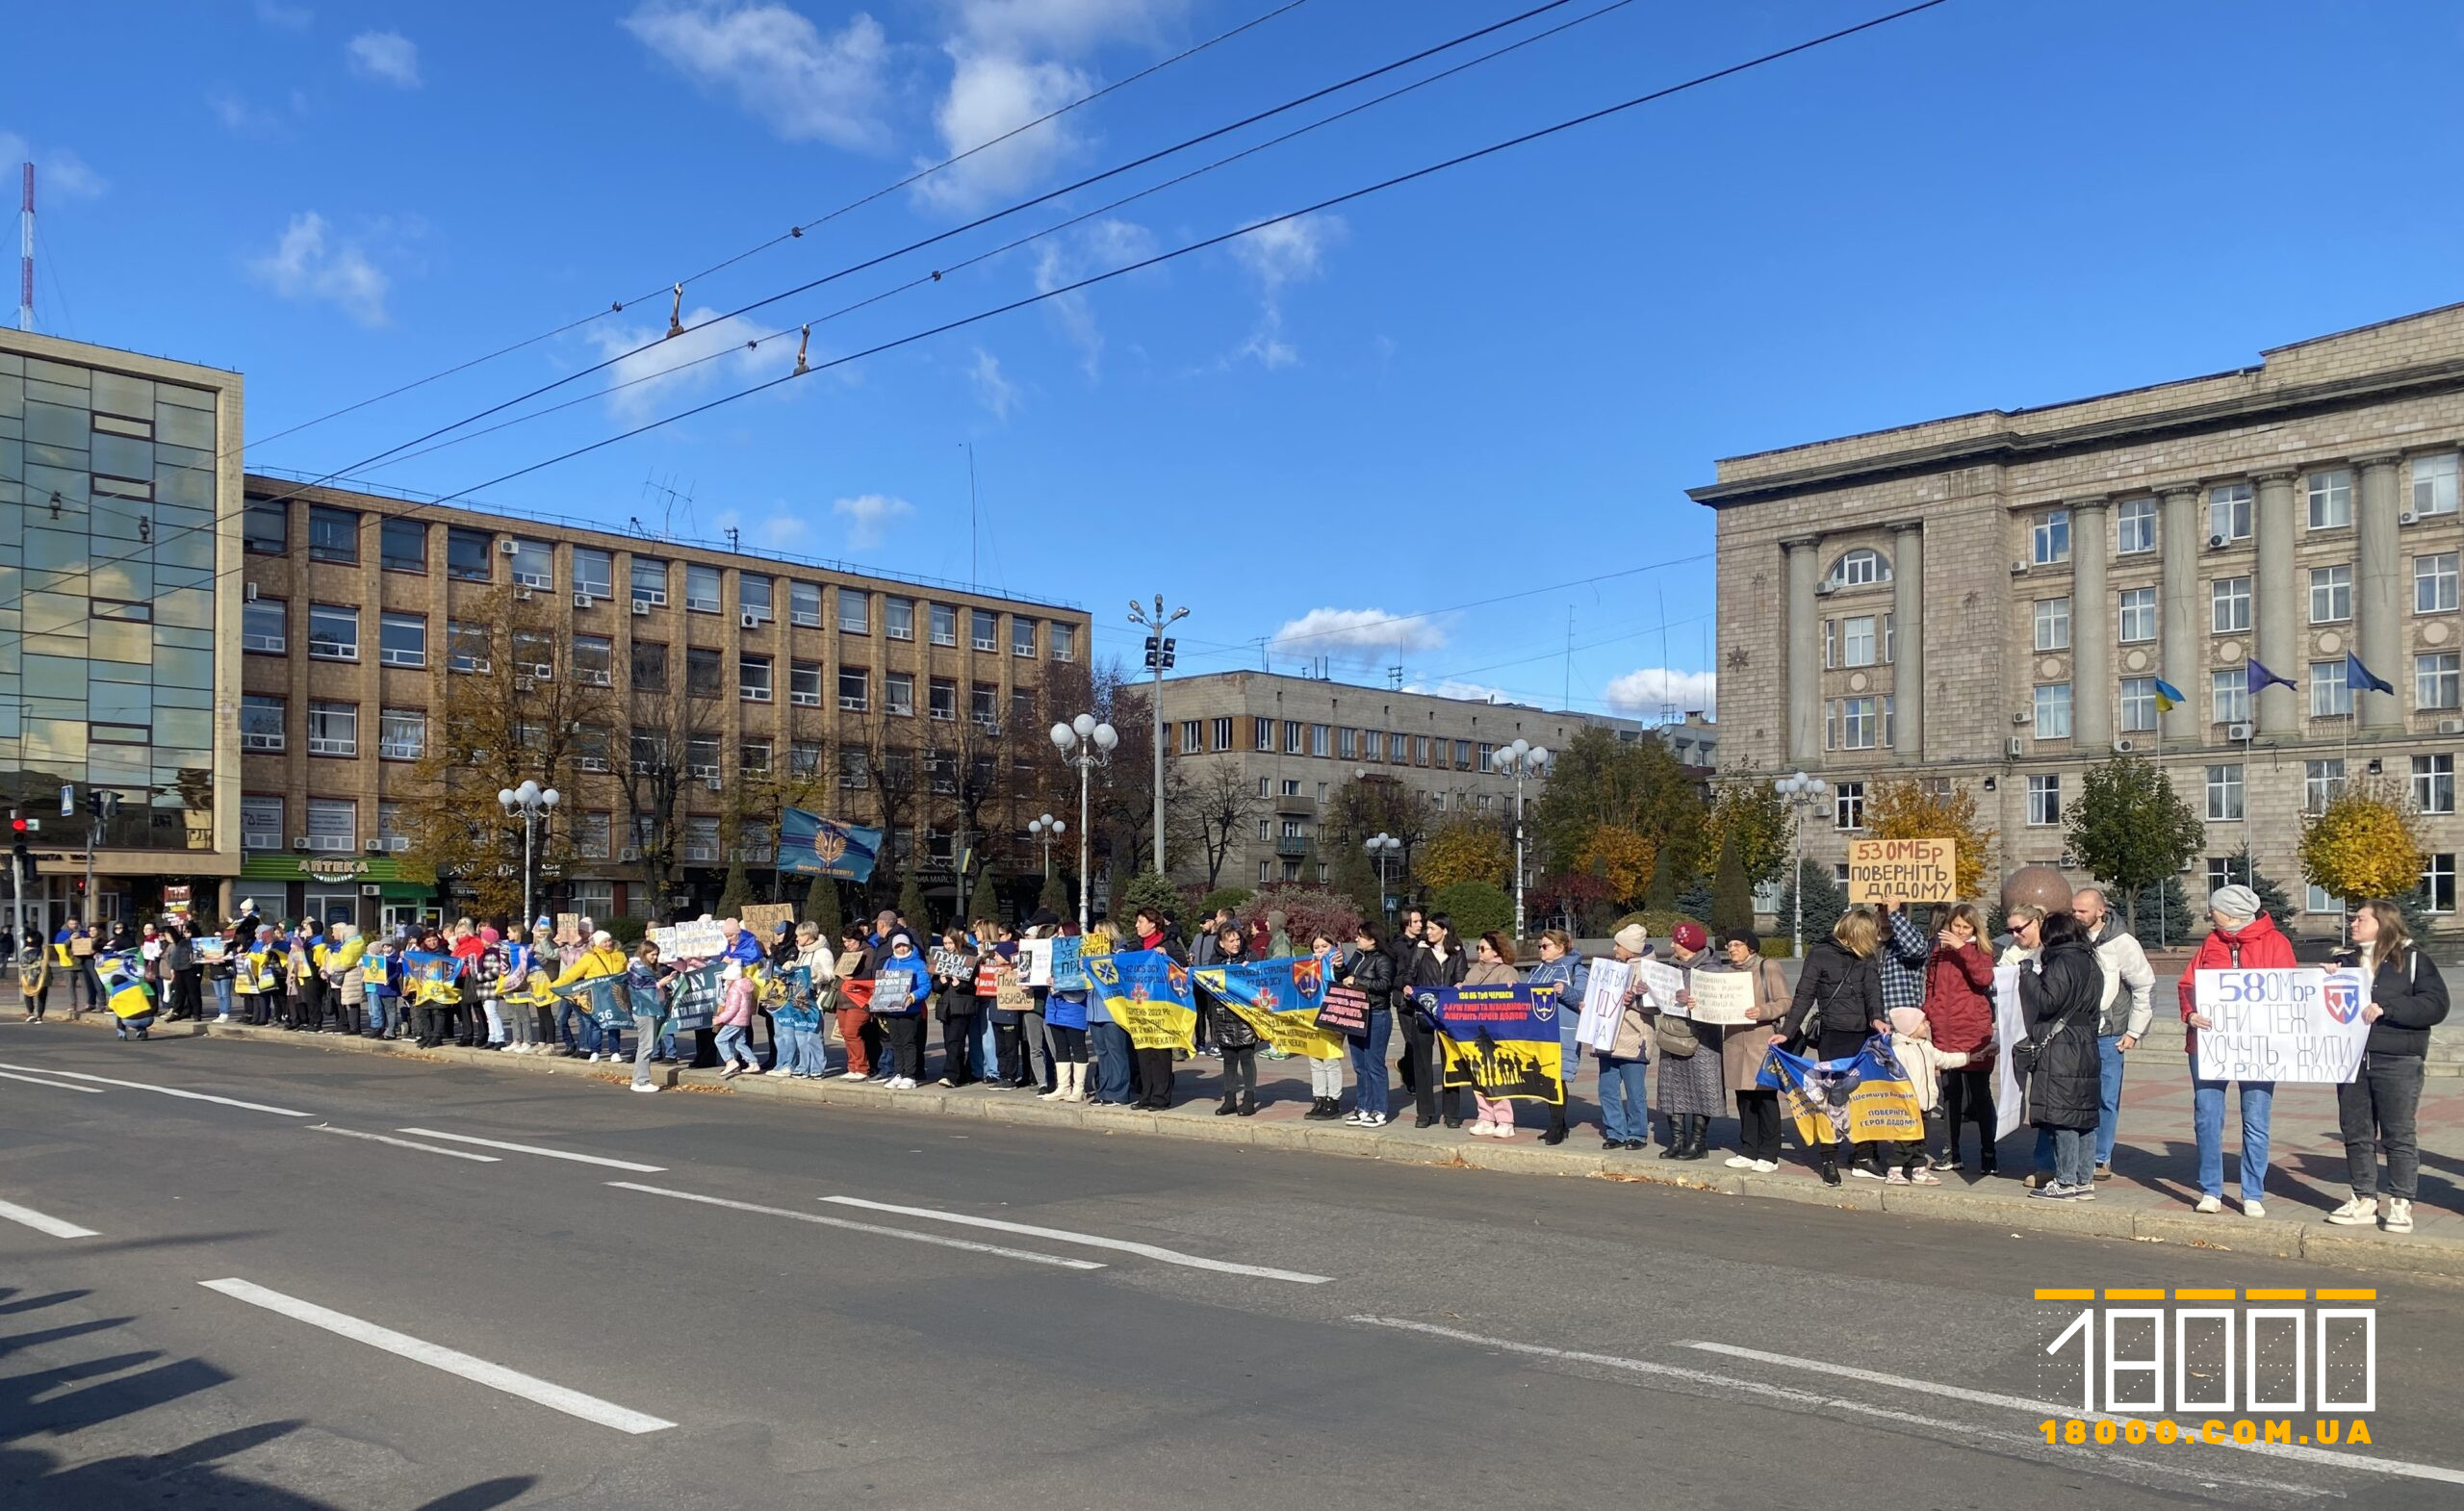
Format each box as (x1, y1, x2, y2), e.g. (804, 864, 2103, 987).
(1128, 595, 1186, 878)
(962, 442, 979, 590)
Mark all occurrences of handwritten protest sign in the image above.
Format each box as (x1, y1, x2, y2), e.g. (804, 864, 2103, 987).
(2193, 968, 2371, 1084)
(738, 903, 796, 937)
(1634, 959, 1688, 1017)
(1019, 937, 1054, 987)
(648, 920, 728, 960)
(1686, 969, 1758, 1026)
(1846, 837, 1959, 904)
(1577, 957, 1633, 1052)
(555, 913, 582, 946)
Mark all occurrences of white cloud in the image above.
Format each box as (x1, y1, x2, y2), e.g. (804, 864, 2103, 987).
(255, 1, 314, 26)
(833, 493, 913, 549)
(968, 346, 1019, 419)
(208, 90, 281, 136)
(1270, 607, 1447, 663)
(622, 3, 888, 151)
(1604, 667, 1718, 717)
(1032, 217, 1152, 375)
(0, 132, 107, 199)
(346, 31, 422, 89)
(1402, 679, 1515, 704)
(712, 505, 811, 551)
(249, 212, 391, 326)
(1226, 212, 1341, 370)
(585, 304, 783, 421)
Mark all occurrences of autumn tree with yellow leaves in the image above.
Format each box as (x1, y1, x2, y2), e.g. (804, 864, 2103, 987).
(2300, 779, 2427, 908)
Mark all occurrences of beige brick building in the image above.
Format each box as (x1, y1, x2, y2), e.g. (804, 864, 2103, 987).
(1694, 304, 2464, 938)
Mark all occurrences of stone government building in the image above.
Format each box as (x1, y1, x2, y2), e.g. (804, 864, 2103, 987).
(1695, 303, 2464, 938)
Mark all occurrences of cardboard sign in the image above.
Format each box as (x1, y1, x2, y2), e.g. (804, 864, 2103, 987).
(738, 903, 796, 937)
(648, 920, 729, 960)
(555, 913, 583, 947)
(1685, 968, 1758, 1027)
(1577, 957, 1633, 1052)
(1846, 838, 1959, 904)
(2193, 968, 2371, 1085)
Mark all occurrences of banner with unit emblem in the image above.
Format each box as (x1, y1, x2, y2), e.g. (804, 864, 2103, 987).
(779, 807, 882, 883)
(1757, 1040, 1924, 1145)
(1194, 955, 1343, 1060)
(1426, 984, 1564, 1103)
(1086, 949, 1197, 1052)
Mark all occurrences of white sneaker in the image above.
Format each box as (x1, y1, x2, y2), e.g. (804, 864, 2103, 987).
(2386, 1198, 2414, 1233)
(763, 1066, 791, 1076)
(2243, 1199, 2267, 1219)
(630, 1082, 659, 1093)
(2194, 1195, 2222, 1215)
(2324, 1195, 2376, 1226)
(1362, 1112, 1389, 1127)
(1724, 1154, 1756, 1168)
(1750, 1159, 1779, 1173)
(586, 1052, 602, 1063)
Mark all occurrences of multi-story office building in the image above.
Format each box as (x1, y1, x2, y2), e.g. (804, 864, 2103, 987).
(1, 330, 246, 934)
(1154, 670, 1655, 890)
(1695, 304, 2464, 937)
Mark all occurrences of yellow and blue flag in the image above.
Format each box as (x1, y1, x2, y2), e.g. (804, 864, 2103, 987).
(1426, 984, 1565, 1103)
(2151, 678, 2185, 713)
(1758, 1040, 1923, 1145)
(1086, 948, 1195, 1052)
(403, 951, 462, 1005)
(95, 950, 156, 1022)
(1194, 955, 1340, 1060)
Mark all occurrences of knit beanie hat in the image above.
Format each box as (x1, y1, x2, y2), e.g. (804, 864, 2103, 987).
(1613, 923, 1650, 955)
(2210, 884, 2262, 926)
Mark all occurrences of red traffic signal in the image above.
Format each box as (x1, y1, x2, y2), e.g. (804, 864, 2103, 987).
(9, 817, 25, 834)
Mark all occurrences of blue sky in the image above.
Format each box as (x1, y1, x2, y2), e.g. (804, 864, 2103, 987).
(11, 0, 2464, 720)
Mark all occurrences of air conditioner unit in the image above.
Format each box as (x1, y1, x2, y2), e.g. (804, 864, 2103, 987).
(2227, 721, 2254, 741)
(2438, 718, 2464, 736)
(2010, 560, 2028, 576)
(631, 601, 652, 616)
(619, 846, 640, 862)
(2011, 711, 2030, 727)
(2057, 853, 2076, 869)
(2005, 736, 2024, 757)
(2207, 534, 2228, 550)
(497, 538, 520, 555)
(365, 839, 385, 852)
(514, 587, 532, 602)
(574, 593, 595, 609)
(515, 677, 535, 692)
(1813, 581, 1836, 597)
(292, 835, 312, 850)
(2112, 738, 2135, 754)
(704, 778, 723, 792)
(244, 582, 258, 602)
(2400, 510, 2421, 526)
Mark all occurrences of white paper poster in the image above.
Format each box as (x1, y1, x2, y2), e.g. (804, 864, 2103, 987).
(648, 920, 728, 960)
(2193, 968, 2371, 1084)
(1991, 964, 2027, 1140)
(1634, 959, 1688, 1017)
(1577, 958, 1633, 1052)
(1018, 937, 1054, 987)
(1685, 969, 1758, 1027)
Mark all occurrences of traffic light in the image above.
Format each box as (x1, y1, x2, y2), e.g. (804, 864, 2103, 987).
(10, 814, 29, 885)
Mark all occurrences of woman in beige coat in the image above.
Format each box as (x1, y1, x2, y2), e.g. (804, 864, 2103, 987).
(1714, 929, 1793, 1172)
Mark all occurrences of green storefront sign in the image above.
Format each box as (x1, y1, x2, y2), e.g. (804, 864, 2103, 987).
(240, 854, 436, 899)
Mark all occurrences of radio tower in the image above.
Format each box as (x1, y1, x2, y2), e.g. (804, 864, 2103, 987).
(16, 163, 32, 333)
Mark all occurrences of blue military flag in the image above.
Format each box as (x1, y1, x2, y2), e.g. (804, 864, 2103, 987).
(778, 807, 882, 882)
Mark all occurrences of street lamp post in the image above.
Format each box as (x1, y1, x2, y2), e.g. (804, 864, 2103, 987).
(1048, 714, 1116, 933)
(1127, 595, 1187, 878)
(496, 780, 560, 930)
(1496, 739, 1550, 940)
(1364, 832, 1401, 922)
(1774, 770, 1830, 959)
(1027, 813, 1065, 878)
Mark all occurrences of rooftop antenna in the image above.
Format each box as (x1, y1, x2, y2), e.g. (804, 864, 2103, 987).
(1253, 635, 1270, 671)
(961, 441, 979, 590)
(17, 162, 33, 333)
(1387, 664, 1403, 690)
(1562, 603, 1575, 711)
(1656, 585, 1677, 726)
(724, 525, 740, 553)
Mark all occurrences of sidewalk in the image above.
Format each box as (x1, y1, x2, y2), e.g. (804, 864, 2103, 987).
(14, 1002, 2462, 1279)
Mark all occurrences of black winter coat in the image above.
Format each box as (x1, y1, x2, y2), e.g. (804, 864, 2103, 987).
(1785, 940, 1880, 1046)
(1342, 944, 1396, 1013)
(2021, 937, 2103, 1132)
(1401, 940, 1468, 1022)
(2328, 944, 2451, 1059)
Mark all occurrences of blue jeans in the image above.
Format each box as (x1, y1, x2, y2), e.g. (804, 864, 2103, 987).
(557, 1000, 595, 1053)
(971, 1011, 1000, 1081)
(1090, 1021, 1134, 1103)
(212, 976, 234, 1018)
(1348, 1011, 1393, 1115)
(715, 1023, 756, 1067)
(793, 1025, 829, 1074)
(1598, 1057, 1649, 1142)
(366, 994, 394, 1037)
(2191, 1056, 2275, 1202)
(2034, 1034, 2131, 1171)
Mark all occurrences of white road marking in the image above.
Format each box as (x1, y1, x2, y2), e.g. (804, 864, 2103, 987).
(1679, 1339, 2464, 1488)
(0, 1197, 99, 1240)
(609, 1182, 1103, 1270)
(198, 1277, 674, 1435)
(396, 1129, 664, 1172)
(312, 1126, 501, 1162)
(820, 1195, 1332, 1284)
(0, 1068, 106, 1094)
(0, 1062, 310, 1117)
(1350, 1317, 2323, 1500)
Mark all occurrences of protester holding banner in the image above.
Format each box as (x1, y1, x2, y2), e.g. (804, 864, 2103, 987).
(1712, 930, 1792, 1170)
(1129, 909, 1182, 1106)
(1653, 923, 1725, 1161)
(1594, 924, 1655, 1150)
(872, 934, 935, 1088)
(1208, 924, 1262, 1116)
(1297, 932, 1351, 1117)
(624, 941, 671, 1093)
(2178, 884, 2292, 1216)
(1783, 908, 1886, 1184)
(1339, 921, 1396, 1126)
(932, 928, 982, 1088)
(1922, 904, 2000, 1174)
(1526, 931, 1589, 1145)
(545, 930, 627, 1060)
(1401, 914, 1471, 1129)
(1461, 934, 1525, 1136)
(2325, 902, 2451, 1235)
(833, 925, 882, 1080)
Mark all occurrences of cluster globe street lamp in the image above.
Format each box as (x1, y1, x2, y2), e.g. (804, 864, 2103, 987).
(1495, 739, 1549, 939)
(1049, 714, 1116, 933)
(1364, 832, 1401, 921)
(1775, 770, 1832, 959)
(497, 780, 560, 930)
(1027, 812, 1066, 877)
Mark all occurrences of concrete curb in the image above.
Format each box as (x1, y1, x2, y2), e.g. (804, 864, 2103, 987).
(44, 1012, 2464, 1279)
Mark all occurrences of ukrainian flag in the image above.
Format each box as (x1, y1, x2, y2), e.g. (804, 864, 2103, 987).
(96, 950, 156, 1022)
(2152, 678, 2185, 713)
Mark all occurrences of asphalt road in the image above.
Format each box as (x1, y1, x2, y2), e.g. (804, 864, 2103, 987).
(4, 1021, 2460, 1511)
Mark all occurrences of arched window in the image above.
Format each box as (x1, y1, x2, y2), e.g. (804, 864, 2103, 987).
(1825, 548, 1889, 589)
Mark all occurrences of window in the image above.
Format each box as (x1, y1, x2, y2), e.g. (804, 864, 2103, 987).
(685, 647, 723, 699)
(575, 810, 610, 860)
(2303, 758, 2345, 814)
(1259, 859, 1271, 884)
(1256, 777, 1270, 799)
(1011, 684, 1036, 726)
(2116, 497, 2156, 555)
(791, 660, 823, 706)
(1217, 717, 1236, 752)
(2031, 509, 2070, 565)
(740, 739, 772, 776)
(2026, 774, 2061, 827)
(1012, 618, 1036, 658)
(1474, 740, 1493, 772)
(1389, 731, 1409, 763)
(2424, 854, 2457, 913)
(1414, 735, 1431, 766)
(2204, 858, 2238, 899)
(884, 596, 912, 640)
(307, 603, 359, 661)
(790, 580, 823, 627)
(576, 725, 611, 773)
(685, 563, 721, 614)
(1285, 720, 1305, 756)
(378, 707, 426, 760)
(2410, 450, 2459, 516)
(2205, 763, 2244, 821)
(2209, 482, 2253, 542)
(629, 733, 667, 776)
(2306, 883, 2340, 915)
(1255, 718, 1276, 753)
(686, 736, 721, 777)
(1451, 739, 1472, 770)
(508, 538, 552, 589)
(1050, 623, 1076, 662)
(1279, 817, 1303, 839)
(1307, 725, 1329, 757)
(307, 701, 358, 757)
(838, 588, 870, 634)
(2309, 564, 2351, 624)
(741, 574, 774, 622)
(1835, 615, 1877, 668)
(1828, 548, 1886, 587)
(2419, 552, 2460, 614)
(971, 608, 997, 651)
(308, 504, 359, 564)
(928, 677, 957, 721)
(886, 672, 914, 717)
(243, 599, 286, 653)
(572, 548, 612, 600)
(789, 741, 821, 778)
(241, 796, 283, 850)
(2306, 469, 2352, 530)
(2034, 682, 2072, 739)
(573, 634, 612, 686)
(1180, 720, 1201, 754)
(682, 816, 721, 862)
(630, 556, 669, 607)
(442, 620, 486, 675)
(2310, 659, 2351, 718)
(381, 517, 427, 573)
(971, 681, 998, 726)
(2119, 677, 2158, 733)
(241, 694, 286, 752)
(1829, 695, 1885, 750)
(629, 640, 667, 691)
(1834, 781, 1865, 831)
(2419, 653, 2462, 711)
(2210, 670, 2247, 726)
(838, 668, 869, 711)
(2417, 755, 2456, 815)
(739, 654, 774, 703)
(1255, 818, 1270, 842)
(446, 526, 493, 582)
(377, 611, 425, 668)
(2117, 586, 2156, 643)
(244, 499, 287, 553)
(305, 798, 356, 852)
(2211, 576, 2251, 633)
(2033, 598, 2070, 653)
(929, 602, 957, 645)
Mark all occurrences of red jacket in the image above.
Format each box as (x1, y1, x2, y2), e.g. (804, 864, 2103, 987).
(1922, 942, 1997, 1055)
(2176, 911, 2296, 1053)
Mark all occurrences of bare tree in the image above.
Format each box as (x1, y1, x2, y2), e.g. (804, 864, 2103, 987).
(614, 638, 720, 914)
(1325, 773, 1439, 891)
(1187, 756, 1265, 889)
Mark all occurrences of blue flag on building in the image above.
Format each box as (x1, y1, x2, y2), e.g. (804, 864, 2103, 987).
(778, 807, 882, 882)
(2345, 652, 2395, 697)
(2246, 658, 2297, 697)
